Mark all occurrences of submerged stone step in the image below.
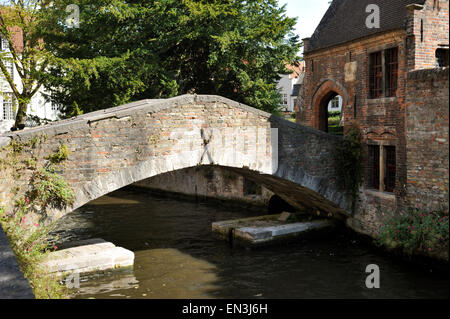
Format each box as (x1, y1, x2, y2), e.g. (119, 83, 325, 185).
(212, 214, 336, 245)
(40, 238, 134, 277)
(235, 220, 335, 244)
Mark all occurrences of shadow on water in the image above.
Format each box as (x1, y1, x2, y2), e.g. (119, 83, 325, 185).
(50, 189, 449, 299)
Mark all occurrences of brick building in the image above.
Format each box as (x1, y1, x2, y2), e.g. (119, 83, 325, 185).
(277, 62, 305, 113)
(296, 0, 449, 234)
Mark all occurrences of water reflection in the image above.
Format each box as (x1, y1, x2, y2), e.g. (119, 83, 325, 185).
(132, 248, 219, 299)
(74, 271, 139, 297)
(86, 196, 141, 206)
(73, 248, 219, 299)
(51, 189, 449, 299)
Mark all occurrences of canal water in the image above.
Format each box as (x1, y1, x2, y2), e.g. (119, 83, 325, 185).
(51, 189, 449, 299)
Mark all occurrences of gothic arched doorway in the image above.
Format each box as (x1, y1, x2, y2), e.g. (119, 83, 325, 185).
(318, 92, 343, 135)
(311, 79, 348, 135)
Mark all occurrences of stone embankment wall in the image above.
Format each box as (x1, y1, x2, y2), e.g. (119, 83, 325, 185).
(134, 166, 274, 208)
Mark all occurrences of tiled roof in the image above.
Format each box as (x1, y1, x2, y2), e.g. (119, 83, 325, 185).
(307, 0, 426, 52)
(286, 61, 305, 79)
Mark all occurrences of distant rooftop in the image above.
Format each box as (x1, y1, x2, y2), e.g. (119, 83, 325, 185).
(285, 61, 305, 79)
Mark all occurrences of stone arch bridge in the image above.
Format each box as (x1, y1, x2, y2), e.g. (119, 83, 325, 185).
(0, 95, 349, 223)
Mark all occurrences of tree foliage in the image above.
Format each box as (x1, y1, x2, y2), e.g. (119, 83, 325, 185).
(0, 0, 54, 127)
(41, 0, 301, 116)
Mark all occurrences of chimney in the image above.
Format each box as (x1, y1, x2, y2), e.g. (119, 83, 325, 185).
(302, 37, 311, 53)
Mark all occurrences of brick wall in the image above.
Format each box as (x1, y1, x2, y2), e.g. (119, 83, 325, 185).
(406, 0, 449, 70)
(298, 31, 409, 235)
(406, 67, 449, 213)
(297, 2, 449, 235)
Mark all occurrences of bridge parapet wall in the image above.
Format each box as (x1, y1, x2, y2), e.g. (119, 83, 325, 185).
(269, 116, 346, 209)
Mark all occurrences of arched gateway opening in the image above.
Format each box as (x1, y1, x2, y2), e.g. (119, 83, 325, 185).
(312, 80, 348, 136)
(318, 92, 343, 135)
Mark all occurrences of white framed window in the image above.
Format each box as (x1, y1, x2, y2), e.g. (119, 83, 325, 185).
(0, 36, 9, 51)
(282, 93, 288, 105)
(2, 93, 15, 120)
(331, 96, 340, 109)
(3, 60, 13, 80)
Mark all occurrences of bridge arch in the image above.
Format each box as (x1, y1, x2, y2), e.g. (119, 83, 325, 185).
(0, 95, 350, 223)
(311, 79, 349, 133)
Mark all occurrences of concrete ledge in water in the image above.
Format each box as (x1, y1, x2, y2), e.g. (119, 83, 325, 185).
(40, 238, 134, 277)
(212, 214, 336, 245)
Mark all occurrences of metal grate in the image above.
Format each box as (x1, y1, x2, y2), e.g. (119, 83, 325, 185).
(367, 145, 380, 190)
(369, 51, 383, 99)
(385, 47, 398, 97)
(384, 146, 396, 193)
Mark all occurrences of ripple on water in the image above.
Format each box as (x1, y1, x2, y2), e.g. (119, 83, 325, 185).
(51, 189, 449, 299)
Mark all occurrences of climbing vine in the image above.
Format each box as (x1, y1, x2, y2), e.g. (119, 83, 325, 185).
(27, 167, 75, 210)
(0, 137, 74, 298)
(46, 144, 70, 164)
(335, 123, 365, 214)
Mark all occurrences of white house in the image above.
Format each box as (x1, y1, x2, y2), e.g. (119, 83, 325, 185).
(277, 62, 305, 113)
(327, 95, 343, 113)
(0, 35, 58, 133)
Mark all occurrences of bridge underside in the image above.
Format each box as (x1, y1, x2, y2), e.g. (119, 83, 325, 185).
(120, 165, 348, 220)
(224, 167, 347, 220)
(66, 161, 348, 223)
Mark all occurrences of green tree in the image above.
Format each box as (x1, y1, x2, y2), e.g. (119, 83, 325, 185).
(42, 0, 300, 116)
(0, 1, 54, 128)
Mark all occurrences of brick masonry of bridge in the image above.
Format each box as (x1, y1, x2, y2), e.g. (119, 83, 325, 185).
(0, 95, 350, 226)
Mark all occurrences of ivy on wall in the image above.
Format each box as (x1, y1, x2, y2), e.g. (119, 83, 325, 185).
(335, 123, 365, 214)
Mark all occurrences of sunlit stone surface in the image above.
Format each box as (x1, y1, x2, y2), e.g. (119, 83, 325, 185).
(40, 238, 134, 276)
